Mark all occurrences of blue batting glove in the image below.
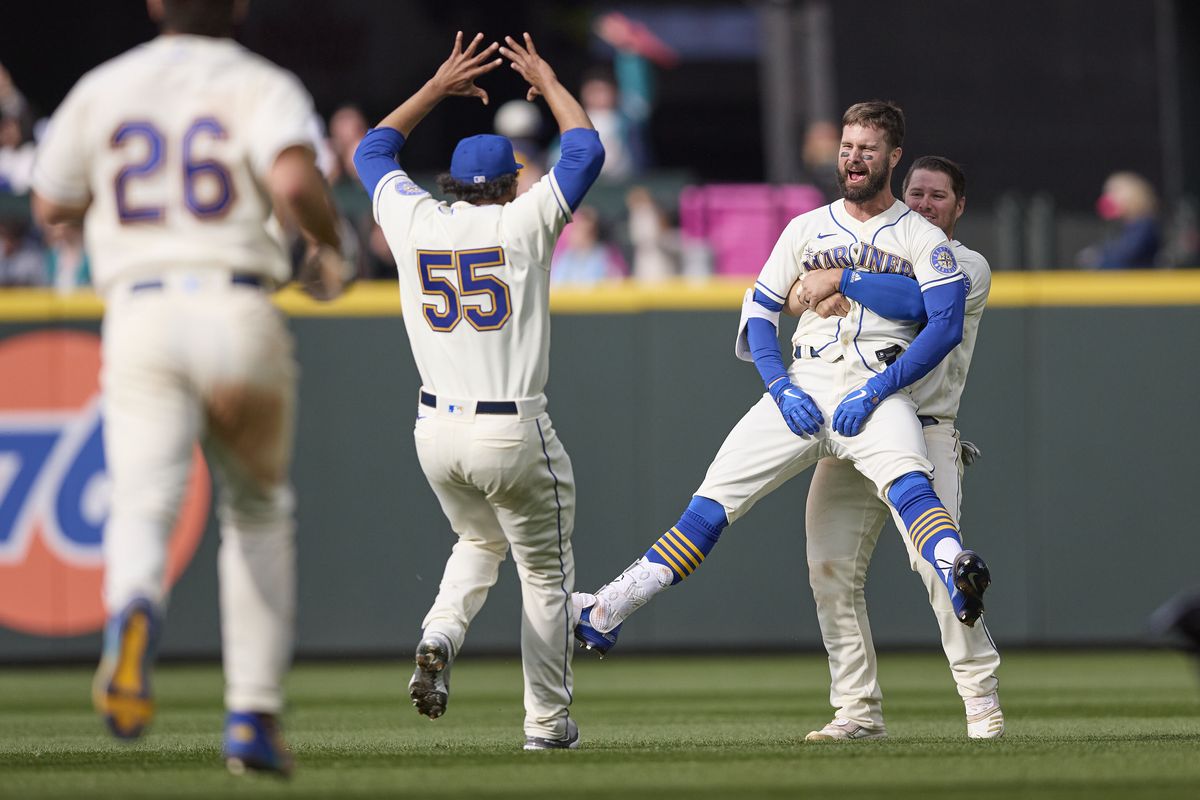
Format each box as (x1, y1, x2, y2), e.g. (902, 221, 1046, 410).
(769, 379, 824, 437)
(832, 377, 889, 436)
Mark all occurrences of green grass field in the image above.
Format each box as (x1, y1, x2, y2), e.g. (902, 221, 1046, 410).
(2, 650, 1199, 799)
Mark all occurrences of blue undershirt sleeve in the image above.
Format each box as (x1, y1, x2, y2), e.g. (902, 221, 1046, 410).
(746, 289, 788, 392)
(352, 128, 407, 196)
(551, 128, 605, 212)
(839, 270, 926, 322)
(872, 280, 965, 395)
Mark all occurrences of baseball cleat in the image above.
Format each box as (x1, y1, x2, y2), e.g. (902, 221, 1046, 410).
(804, 718, 887, 742)
(93, 596, 160, 740)
(952, 549, 991, 627)
(523, 717, 580, 750)
(223, 711, 294, 777)
(408, 633, 453, 719)
(965, 692, 1005, 739)
(573, 605, 621, 657)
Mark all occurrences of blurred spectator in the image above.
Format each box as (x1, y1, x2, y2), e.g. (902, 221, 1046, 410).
(494, 98, 546, 176)
(43, 221, 90, 292)
(580, 69, 635, 180)
(326, 104, 389, 277)
(551, 205, 627, 284)
(582, 12, 678, 180)
(0, 216, 47, 286)
(800, 120, 841, 202)
(626, 186, 680, 281)
(1076, 171, 1161, 269)
(0, 63, 36, 195)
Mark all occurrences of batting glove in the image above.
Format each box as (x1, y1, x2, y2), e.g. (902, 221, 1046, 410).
(832, 376, 889, 437)
(960, 439, 983, 467)
(769, 379, 824, 437)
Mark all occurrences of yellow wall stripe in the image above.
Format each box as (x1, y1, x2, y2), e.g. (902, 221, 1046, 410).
(4, 270, 1200, 321)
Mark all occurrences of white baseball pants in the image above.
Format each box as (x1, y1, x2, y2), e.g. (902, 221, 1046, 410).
(101, 276, 297, 715)
(805, 421, 1000, 729)
(413, 393, 576, 741)
(696, 355, 932, 523)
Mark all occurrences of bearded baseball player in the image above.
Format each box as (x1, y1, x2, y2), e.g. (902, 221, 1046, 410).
(30, 0, 349, 776)
(574, 101, 992, 662)
(353, 32, 603, 750)
(792, 156, 1003, 741)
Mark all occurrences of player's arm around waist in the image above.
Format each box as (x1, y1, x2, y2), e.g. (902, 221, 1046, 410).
(873, 279, 965, 397)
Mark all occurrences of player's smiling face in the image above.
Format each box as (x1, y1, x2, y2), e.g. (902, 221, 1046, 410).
(904, 168, 965, 238)
(837, 124, 898, 203)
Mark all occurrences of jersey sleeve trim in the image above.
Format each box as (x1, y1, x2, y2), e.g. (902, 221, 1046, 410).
(30, 166, 91, 206)
(546, 169, 573, 221)
(371, 169, 406, 224)
(919, 272, 965, 292)
(754, 280, 787, 305)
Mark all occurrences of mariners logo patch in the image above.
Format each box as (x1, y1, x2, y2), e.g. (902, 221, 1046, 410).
(393, 177, 429, 197)
(931, 244, 958, 275)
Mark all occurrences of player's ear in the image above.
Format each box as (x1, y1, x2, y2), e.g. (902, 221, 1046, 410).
(146, 0, 164, 23)
(889, 146, 902, 169)
(956, 194, 966, 220)
(233, 0, 250, 23)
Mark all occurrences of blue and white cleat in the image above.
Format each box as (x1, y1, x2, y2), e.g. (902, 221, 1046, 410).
(573, 604, 621, 657)
(952, 549, 991, 627)
(93, 596, 160, 740)
(408, 633, 453, 719)
(524, 717, 580, 750)
(223, 711, 294, 777)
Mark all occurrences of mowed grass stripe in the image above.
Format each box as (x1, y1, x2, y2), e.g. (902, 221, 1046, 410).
(0, 651, 1198, 799)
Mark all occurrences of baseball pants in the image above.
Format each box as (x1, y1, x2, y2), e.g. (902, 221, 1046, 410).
(805, 421, 1000, 729)
(413, 393, 576, 741)
(101, 275, 297, 715)
(697, 354, 932, 524)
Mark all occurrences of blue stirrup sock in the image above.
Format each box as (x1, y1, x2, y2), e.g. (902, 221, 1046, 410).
(644, 496, 728, 585)
(887, 472, 965, 603)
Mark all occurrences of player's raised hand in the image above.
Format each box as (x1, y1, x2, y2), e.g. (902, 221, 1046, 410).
(500, 33, 558, 102)
(429, 32, 503, 105)
(769, 380, 824, 437)
(831, 377, 888, 437)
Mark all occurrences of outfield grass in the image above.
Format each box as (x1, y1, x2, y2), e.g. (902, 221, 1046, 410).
(1, 650, 1199, 799)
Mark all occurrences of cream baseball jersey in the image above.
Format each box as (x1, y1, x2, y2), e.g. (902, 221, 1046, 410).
(33, 35, 316, 294)
(371, 169, 572, 400)
(909, 241, 991, 421)
(756, 199, 961, 371)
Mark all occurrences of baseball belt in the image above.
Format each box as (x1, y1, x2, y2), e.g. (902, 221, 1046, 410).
(419, 391, 518, 415)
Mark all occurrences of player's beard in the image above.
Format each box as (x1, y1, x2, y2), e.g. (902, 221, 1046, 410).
(837, 161, 890, 203)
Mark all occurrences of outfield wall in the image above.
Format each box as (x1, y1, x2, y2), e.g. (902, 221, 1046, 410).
(2, 272, 1199, 661)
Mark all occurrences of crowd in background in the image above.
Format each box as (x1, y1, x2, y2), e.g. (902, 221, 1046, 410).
(3, 11, 1198, 292)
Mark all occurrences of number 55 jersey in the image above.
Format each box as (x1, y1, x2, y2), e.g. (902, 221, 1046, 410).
(370, 166, 574, 402)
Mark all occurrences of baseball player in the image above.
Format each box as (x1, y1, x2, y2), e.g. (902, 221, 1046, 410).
(574, 101, 993, 659)
(352, 32, 604, 749)
(792, 156, 1003, 741)
(31, 0, 348, 776)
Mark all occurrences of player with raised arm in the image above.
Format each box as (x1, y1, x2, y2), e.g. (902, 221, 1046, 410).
(352, 32, 603, 750)
(30, 0, 350, 776)
(791, 157, 1003, 741)
(573, 102, 992, 657)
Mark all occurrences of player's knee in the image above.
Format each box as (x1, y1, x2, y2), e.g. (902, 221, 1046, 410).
(221, 484, 295, 530)
(885, 471, 935, 514)
(686, 495, 729, 535)
(807, 559, 857, 597)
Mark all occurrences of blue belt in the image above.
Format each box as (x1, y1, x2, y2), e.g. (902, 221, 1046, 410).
(420, 391, 518, 415)
(130, 274, 265, 293)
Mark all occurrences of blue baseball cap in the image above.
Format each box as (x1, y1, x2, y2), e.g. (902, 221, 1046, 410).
(449, 134, 523, 184)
